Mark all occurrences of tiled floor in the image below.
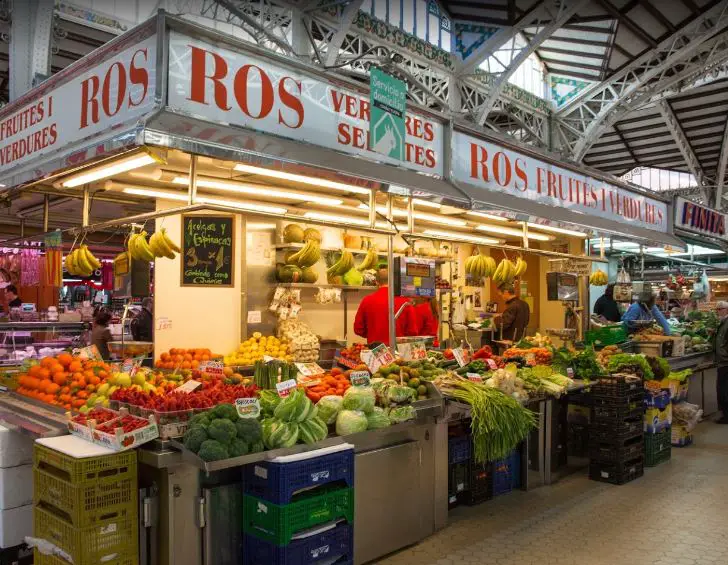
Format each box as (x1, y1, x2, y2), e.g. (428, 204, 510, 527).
(380, 422, 728, 565)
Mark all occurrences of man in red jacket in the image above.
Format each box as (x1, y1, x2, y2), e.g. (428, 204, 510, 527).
(354, 268, 418, 345)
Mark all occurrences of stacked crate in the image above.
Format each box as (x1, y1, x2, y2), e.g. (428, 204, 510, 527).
(644, 382, 672, 466)
(32, 436, 138, 565)
(0, 425, 34, 562)
(588, 377, 645, 485)
(668, 378, 693, 447)
(242, 446, 354, 565)
(447, 429, 471, 508)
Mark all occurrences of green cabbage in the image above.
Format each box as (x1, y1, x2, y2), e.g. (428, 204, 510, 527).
(386, 384, 415, 404)
(316, 395, 343, 425)
(342, 386, 376, 413)
(335, 410, 368, 436)
(366, 407, 391, 430)
(388, 405, 416, 424)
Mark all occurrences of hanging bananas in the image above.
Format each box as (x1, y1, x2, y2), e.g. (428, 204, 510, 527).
(589, 270, 609, 286)
(287, 240, 321, 268)
(492, 259, 518, 285)
(356, 247, 378, 271)
(464, 253, 496, 282)
(327, 250, 354, 277)
(149, 228, 181, 259)
(513, 257, 528, 277)
(64, 245, 101, 277)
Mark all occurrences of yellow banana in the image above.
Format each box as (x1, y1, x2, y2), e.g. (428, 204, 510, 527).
(81, 245, 101, 270)
(74, 248, 93, 276)
(161, 228, 181, 254)
(65, 251, 78, 275)
(135, 232, 155, 262)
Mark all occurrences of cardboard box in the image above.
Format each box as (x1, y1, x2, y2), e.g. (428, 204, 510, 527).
(0, 428, 32, 469)
(0, 506, 31, 549)
(0, 466, 32, 510)
(645, 404, 672, 433)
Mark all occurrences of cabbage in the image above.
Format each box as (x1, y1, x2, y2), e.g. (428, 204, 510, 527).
(388, 405, 416, 424)
(366, 407, 391, 430)
(386, 385, 415, 404)
(335, 410, 368, 436)
(317, 395, 344, 425)
(342, 386, 376, 413)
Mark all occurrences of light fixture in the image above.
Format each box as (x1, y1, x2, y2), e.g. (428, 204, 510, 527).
(62, 152, 158, 188)
(414, 212, 467, 227)
(412, 198, 441, 209)
(477, 224, 552, 241)
(467, 211, 509, 222)
(172, 176, 343, 206)
(234, 163, 371, 195)
(519, 222, 587, 237)
(421, 229, 501, 245)
(303, 211, 373, 227)
(357, 203, 409, 217)
(247, 223, 277, 230)
(122, 188, 287, 214)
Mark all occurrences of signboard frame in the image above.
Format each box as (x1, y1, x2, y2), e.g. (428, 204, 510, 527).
(180, 214, 236, 288)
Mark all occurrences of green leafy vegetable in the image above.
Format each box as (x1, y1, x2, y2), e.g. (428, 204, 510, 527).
(607, 353, 654, 380)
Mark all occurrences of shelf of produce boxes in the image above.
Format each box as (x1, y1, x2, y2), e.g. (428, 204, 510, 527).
(275, 283, 375, 291)
(272, 244, 455, 264)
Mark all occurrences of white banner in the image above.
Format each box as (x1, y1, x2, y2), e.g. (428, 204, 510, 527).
(167, 32, 444, 177)
(0, 35, 157, 175)
(674, 197, 727, 241)
(452, 131, 668, 233)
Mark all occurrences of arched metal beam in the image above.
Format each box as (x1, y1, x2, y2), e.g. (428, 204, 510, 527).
(717, 116, 728, 205)
(321, 0, 364, 66)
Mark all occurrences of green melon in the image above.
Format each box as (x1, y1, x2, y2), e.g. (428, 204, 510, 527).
(283, 224, 305, 243)
(302, 268, 318, 284)
(327, 274, 343, 285)
(303, 228, 322, 243)
(279, 265, 303, 283)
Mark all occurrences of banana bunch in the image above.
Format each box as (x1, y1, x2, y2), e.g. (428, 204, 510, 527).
(128, 231, 155, 262)
(465, 253, 496, 281)
(65, 245, 101, 277)
(356, 247, 378, 271)
(514, 257, 528, 277)
(589, 270, 608, 286)
(287, 240, 320, 268)
(492, 259, 516, 284)
(327, 250, 354, 277)
(149, 228, 181, 259)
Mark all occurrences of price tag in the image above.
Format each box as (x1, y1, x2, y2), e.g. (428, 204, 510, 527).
(297, 375, 321, 387)
(156, 317, 172, 331)
(276, 379, 297, 398)
(294, 362, 325, 377)
(453, 347, 468, 367)
(177, 380, 202, 393)
(273, 287, 286, 300)
(398, 341, 427, 361)
(350, 371, 371, 387)
(525, 352, 536, 365)
(247, 310, 262, 324)
(466, 373, 482, 383)
(486, 359, 498, 371)
(235, 398, 261, 418)
(199, 361, 225, 377)
(365, 344, 395, 373)
(290, 304, 302, 318)
(121, 356, 145, 378)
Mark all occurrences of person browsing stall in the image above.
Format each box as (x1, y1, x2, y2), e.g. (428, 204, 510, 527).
(131, 297, 154, 342)
(594, 283, 621, 323)
(354, 267, 418, 346)
(714, 301, 728, 424)
(494, 283, 530, 341)
(622, 289, 671, 335)
(5, 285, 21, 309)
(91, 309, 113, 361)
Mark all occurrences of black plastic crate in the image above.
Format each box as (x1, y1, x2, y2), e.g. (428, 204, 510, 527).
(590, 415, 643, 438)
(644, 427, 672, 467)
(590, 378, 644, 398)
(589, 455, 644, 485)
(591, 404, 644, 424)
(589, 433, 644, 463)
(448, 462, 469, 509)
(463, 460, 492, 506)
(591, 391, 645, 408)
(567, 424, 590, 457)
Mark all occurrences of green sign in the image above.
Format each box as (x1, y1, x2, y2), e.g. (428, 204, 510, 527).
(369, 68, 407, 161)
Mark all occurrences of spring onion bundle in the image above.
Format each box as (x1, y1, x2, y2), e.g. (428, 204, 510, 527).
(436, 374, 537, 463)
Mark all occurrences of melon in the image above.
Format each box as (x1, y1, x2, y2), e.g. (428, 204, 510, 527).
(343, 269, 364, 286)
(303, 228, 322, 243)
(302, 268, 319, 284)
(283, 224, 305, 243)
(279, 265, 303, 283)
(327, 274, 343, 285)
(275, 262, 285, 282)
(284, 250, 298, 264)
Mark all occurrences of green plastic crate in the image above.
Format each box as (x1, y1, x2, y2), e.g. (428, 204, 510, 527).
(585, 325, 627, 346)
(34, 549, 138, 565)
(644, 428, 672, 467)
(243, 486, 354, 545)
(34, 505, 138, 565)
(34, 443, 136, 484)
(34, 466, 137, 527)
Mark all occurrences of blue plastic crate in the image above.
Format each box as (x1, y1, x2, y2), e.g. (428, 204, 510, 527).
(510, 450, 522, 490)
(244, 448, 354, 505)
(492, 456, 514, 497)
(243, 521, 353, 565)
(644, 389, 670, 410)
(448, 435, 471, 465)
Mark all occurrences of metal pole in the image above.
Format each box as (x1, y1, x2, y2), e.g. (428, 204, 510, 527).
(368, 190, 376, 228)
(522, 222, 529, 249)
(43, 195, 49, 232)
(600, 237, 605, 260)
(188, 155, 198, 205)
(407, 197, 414, 233)
(19, 219, 25, 239)
(640, 245, 645, 279)
(387, 194, 396, 351)
(82, 187, 90, 227)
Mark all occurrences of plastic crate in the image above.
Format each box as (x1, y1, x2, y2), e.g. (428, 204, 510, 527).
(34, 466, 137, 527)
(33, 505, 138, 565)
(589, 433, 644, 463)
(464, 461, 492, 506)
(591, 391, 645, 408)
(243, 521, 352, 565)
(448, 462, 469, 509)
(589, 455, 644, 485)
(644, 389, 671, 410)
(589, 415, 643, 438)
(644, 428, 672, 466)
(244, 449, 354, 505)
(510, 449, 522, 490)
(589, 377, 643, 398)
(585, 325, 627, 346)
(567, 424, 590, 457)
(592, 404, 644, 424)
(34, 443, 136, 485)
(243, 486, 354, 546)
(448, 436, 471, 465)
(34, 549, 137, 565)
(491, 450, 519, 497)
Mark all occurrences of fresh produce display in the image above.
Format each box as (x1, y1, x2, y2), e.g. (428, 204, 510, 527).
(589, 270, 608, 286)
(492, 258, 518, 284)
(337, 343, 366, 367)
(283, 224, 305, 243)
(261, 389, 327, 448)
(596, 345, 622, 368)
(606, 353, 654, 380)
(285, 239, 321, 269)
(277, 319, 320, 362)
(326, 250, 354, 279)
(316, 395, 344, 425)
(183, 403, 264, 461)
(149, 228, 181, 259)
(464, 252, 496, 281)
(335, 410, 368, 435)
(253, 359, 298, 389)
(303, 369, 351, 403)
(356, 247, 378, 271)
(96, 414, 149, 434)
(71, 407, 118, 426)
(373, 360, 445, 386)
(127, 231, 155, 262)
(646, 356, 671, 381)
(155, 348, 218, 370)
(111, 379, 257, 411)
(571, 347, 603, 380)
(513, 257, 527, 277)
(224, 333, 292, 366)
(503, 347, 552, 365)
(669, 368, 692, 382)
(64, 244, 101, 277)
(472, 345, 494, 360)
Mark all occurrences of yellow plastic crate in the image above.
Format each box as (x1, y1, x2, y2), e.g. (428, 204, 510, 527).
(34, 505, 138, 565)
(34, 549, 138, 565)
(34, 443, 136, 484)
(34, 466, 137, 527)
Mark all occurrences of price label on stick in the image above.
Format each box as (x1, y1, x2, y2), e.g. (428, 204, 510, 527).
(486, 359, 498, 371)
(294, 362, 325, 377)
(367, 343, 395, 373)
(199, 361, 225, 377)
(235, 398, 261, 419)
(398, 341, 427, 361)
(467, 373, 483, 383)
(350, 371, 371, 387)
(177, 380, 202, 393)
(122, 356, 145, 378)
(453, 347, 468, 367)
(276, 379, 297, 398)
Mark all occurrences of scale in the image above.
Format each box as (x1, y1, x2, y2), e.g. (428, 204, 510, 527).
(393, 257, 436, 297)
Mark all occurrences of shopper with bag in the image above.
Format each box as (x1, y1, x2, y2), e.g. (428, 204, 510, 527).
(714, 301, 728, 424)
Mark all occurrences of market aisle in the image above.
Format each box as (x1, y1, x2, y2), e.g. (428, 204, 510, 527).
(379, 423, 728, 565)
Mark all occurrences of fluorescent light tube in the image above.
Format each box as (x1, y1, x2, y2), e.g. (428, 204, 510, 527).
(173, 176, 343, 206)
(122, 187, 287, 214)
(414, 212, 466, 226)
(412, 198, 441, 209)
(247, 223, 277, 230)
(63, 153, 157, 188)
(467, 211, 509, 222)
(477, 224, 552, 241)
(303, 211, 373, 227)
(519, 222, 587, 237)
(234, 163, 371, 195)
(421, 229, 500, 245)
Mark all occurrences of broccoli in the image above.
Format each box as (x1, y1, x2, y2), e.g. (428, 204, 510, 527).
(235, 418, 262, 443)
(211, 404, 238, 421)
(183, 426, 209, 453)
(188, 412, 212, 430)
(229, 438, 249, 458)
(207, 419, 237, 444)
(249, 440, 265, 454)
(197, 439, 229, 462)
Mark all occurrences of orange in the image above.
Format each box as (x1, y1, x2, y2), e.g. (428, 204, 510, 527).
(52, 373, 67, 386)
(57, 353, 73, 367)
(38, 368, 50, 380)
(68, 361, 82, 373)
(40, 357, 55, 369)
(76, 391, 88, 400)
(46, 383, 60, 394)
(28, 365, 42, 378)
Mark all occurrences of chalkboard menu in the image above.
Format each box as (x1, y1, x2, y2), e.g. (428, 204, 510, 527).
(181, 215, 235, 287)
